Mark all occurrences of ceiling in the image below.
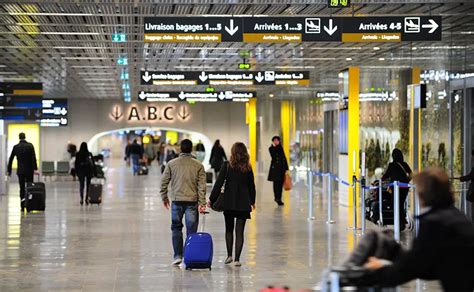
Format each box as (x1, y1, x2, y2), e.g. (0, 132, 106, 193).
(0, 0, 473, 100)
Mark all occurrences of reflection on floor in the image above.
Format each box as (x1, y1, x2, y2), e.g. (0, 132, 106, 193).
(0, 163, 442, 291)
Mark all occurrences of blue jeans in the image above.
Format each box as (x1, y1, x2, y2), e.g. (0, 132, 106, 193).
(131, 154, 140, 175)
(171, 202, 199, 259)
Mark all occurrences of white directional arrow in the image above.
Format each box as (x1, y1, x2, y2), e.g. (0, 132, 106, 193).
(422, 19, 439, 34)
(218, 92, 226, 100)
(139, 91, 147, 100)
(323, 19, 338, 36)
(142, 71, 152, 82)
(199, 71, 208, 82)
(225, 19, 239, 36)
(179, 91, 186, 100)
(60, 107, 68, 116)
(255, 72, 264, 83)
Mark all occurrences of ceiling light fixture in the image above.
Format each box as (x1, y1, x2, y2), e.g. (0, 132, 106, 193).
(346, 58, 352, 61)
(373, 47, 381, 51)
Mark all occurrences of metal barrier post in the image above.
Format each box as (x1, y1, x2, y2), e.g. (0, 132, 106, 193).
(327, 175, 335, 224)
(378, 179, 383, 226)
(329, 272, 340, 292)
(360, 177, 366, 234)
(414, 185, 420, 237)
(351, 175, 359, 230)
(308, 170, 315, 220)
(394, 181, 401, 242)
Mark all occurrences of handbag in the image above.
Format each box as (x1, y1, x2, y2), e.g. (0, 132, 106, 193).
(283, 171, 292, 191)
(212, 163, 229, 212)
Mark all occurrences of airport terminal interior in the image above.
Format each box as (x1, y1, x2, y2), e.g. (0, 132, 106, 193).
(0, 0, 474, 291)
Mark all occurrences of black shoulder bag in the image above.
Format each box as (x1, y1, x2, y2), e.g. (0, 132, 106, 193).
(212, 163, 229, 212)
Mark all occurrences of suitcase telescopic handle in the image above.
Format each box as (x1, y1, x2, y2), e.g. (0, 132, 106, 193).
(199, 211, 209, 232)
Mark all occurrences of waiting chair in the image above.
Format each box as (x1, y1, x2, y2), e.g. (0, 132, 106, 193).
(41, 161, 55, 178)
(55, 161, 70, 176)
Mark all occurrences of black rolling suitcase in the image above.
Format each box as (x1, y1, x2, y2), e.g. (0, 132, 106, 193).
(88, 178, 103, 205)
(25, 174, 46, 212)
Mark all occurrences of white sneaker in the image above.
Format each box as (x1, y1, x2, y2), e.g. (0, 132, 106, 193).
(224, 257, 233, 265)
(234, 261, 242, 267)
(172, 258, 182, 266)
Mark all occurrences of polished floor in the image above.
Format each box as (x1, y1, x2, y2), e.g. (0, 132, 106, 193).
(0, 162, 442, 292)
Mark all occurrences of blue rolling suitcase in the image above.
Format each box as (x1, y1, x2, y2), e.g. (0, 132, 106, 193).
(183, 213, 213, 270)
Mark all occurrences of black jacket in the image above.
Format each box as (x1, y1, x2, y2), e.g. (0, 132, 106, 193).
(127, 143, 144, 157)
(267, 145, 288, 181)
(74, 151, 96, 178)
(382, 161, 412, 183)
(7, 140, 37, 175)
(210, 162, 256, 212)
(365, 206, 474, 291)
(210, 145, 227, 171)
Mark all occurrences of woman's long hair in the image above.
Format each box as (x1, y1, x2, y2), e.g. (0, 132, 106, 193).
(229, 142, 251, 172)
(392, 148, 404, 163)
(76, 142, 89, 160)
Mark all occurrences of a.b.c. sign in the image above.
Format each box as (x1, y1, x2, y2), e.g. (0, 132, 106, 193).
(109, 104, 191, 123)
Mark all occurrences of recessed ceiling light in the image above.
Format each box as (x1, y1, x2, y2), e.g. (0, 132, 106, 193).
(269, 94, 274, 98)
(346, 58, 352, 61)
(412, 47, 417, 50)
(373, 47, 381, 51)
(378, 58, 385, 61)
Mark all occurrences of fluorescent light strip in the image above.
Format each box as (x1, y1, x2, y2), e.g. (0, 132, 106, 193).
(71, 66, 115, 68)
(293, 58, 336, 60)
(0, 72, 18, 74)
(275, 66, 315, 69)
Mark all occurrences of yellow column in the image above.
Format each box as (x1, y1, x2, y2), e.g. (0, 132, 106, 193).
(347, 67, 360, 208)
(247, 99, 257, 171)
(409, 67, 422, 171)
(281, 100, 292, 165)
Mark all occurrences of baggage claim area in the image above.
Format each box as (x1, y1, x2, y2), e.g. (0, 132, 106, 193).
(0, 0, 473, 291)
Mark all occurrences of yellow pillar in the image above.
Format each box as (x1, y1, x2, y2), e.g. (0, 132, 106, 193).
(281, 101, 292, 165)
(347, 67, 360, 208)
(247, 99, 257, 171)
(409, 67, 422, 171)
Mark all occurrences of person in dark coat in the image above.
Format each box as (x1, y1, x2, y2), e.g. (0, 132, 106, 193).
(210, 142, 256, 267)
(210, 139, 227, 177)
(74, 142, 96, 205)
(457, 150, 474, 202)
(358, 168, 474, 292)
(268, 136, 289, 206)
(127, 139, 144, 176)
(382, 148, 412, 231)
(7, 132, 38, 212)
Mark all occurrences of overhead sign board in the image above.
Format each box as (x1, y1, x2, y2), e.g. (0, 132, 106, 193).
(40, 98, 68, 127)
(140, 71, 309, 86)
(138, 91, 256, 102)
(144, 17, 243, 43)
(144, 16, 441, 43)
(0, 108, 42, 121)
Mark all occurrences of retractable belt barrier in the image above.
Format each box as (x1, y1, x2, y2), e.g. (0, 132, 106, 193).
(307, 170, 418, 240)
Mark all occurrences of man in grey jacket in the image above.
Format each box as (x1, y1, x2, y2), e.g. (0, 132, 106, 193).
(160, 139, 207, 265)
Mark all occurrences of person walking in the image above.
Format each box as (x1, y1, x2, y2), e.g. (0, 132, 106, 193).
(7, 132, 38, 212)
(195, 140, 206, 162)
(210, 140, 227, 177)
(74, 142, 96, 205)
(268, 136, 289, 206)
(209, 142, 256, 267)
(128, 139, 144, 176)
(382, 148, 412, 231)
(160, 139, 207, 266)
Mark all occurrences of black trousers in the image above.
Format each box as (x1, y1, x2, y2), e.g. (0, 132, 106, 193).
(273, 179, 284, 202)
(18, 173, 34, 206)
(78, 176, 92, 200)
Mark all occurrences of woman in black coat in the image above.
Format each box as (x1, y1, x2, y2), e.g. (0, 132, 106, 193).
(210, 142, 256, 267)
(210, 139, 227, 176)
(382, 148, 412, 230)
(268, 136, 289, 206)
(74, 142, 96, 205)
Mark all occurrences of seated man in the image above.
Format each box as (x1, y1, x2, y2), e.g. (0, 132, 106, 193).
(345, 168, 474, 292)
